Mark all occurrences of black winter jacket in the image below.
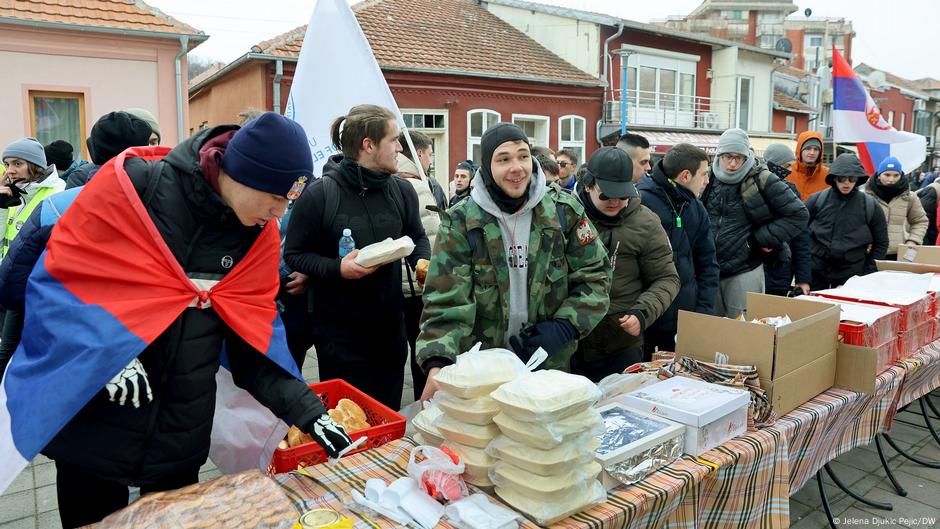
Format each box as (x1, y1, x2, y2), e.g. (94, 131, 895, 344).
(637, 165, 719, 333)
(916, 184, 939, 246)
(42, 127, 327, 485)
(64, 162, 100, 189)
(702, 163, 809, 278)
(284, 155, 430, 336)
(806, 186, 889, 274)
(764, 181, 813, 293)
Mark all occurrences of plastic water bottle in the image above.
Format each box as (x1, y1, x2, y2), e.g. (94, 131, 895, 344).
(338, 228, 355, 257)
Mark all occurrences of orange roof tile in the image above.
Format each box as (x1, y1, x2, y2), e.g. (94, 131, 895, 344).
(0, 0, 204, 37)
(773, 90, 815, 113)
(774, 64, 810, 79)
(253, 0, 601, 86)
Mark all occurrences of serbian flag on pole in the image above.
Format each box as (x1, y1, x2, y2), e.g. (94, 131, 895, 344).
(0, 147, 298, 493)
(831, 45, 927, 174)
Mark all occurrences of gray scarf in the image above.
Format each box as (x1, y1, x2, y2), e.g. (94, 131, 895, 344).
(711, 151, 756, 185)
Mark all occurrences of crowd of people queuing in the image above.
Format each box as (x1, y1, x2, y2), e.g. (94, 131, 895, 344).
(0, 102, 933, 527)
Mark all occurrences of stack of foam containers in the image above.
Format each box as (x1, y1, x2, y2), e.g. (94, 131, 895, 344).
(431, 355, 523, 487)
(486, 370, 607, 526)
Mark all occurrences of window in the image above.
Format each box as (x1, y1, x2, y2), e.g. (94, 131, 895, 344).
(467, 109, 500, 164)
(810, 37, 823, 47)
(900, 112, 906, 131)
(512, 114, 549, 148)
(785, 116, 796, 134)
(737, 77, 752, 131)
(29, 91, 86, 163)
(639, 66, 656, 108)
(403, 112, 445, 130)
(888, 110, 895, 127)
(733, 10, 743, 19)
(558, 115, 586, 164)
(680, 73, 695, 111)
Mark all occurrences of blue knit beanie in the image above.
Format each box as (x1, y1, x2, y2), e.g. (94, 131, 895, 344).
(2, 137, 46, 168)
(876, 156, 903, 176)
(221, 112, 313, 198)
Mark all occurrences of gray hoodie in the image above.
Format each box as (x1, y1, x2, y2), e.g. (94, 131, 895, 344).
(469, 164, 547, 344)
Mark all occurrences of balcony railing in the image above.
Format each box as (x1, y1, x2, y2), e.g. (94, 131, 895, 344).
(604, 89, 738, 131)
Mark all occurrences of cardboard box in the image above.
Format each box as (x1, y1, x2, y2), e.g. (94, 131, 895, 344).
(896, 245, 940, 265)
(617, 377, 750, 456)
(760, 350, 837, 415)
(677, 292, 840, 381)
(834, 344, 880, 394)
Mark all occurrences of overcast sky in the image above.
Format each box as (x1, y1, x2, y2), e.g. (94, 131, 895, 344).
(148, 0, 938, 81)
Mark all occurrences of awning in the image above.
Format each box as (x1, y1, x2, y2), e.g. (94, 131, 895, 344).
(637, 130, 724, 156)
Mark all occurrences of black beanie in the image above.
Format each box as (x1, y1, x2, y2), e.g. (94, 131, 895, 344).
(89, 111, 153, 165)
(44, 140, 74, 170)
(479, 123, 533, 214)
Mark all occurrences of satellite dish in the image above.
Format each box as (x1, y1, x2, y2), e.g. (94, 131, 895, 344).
(804, 8, 812, 17)
(869, 70, 887, 90)
(775, 38, 793, 53)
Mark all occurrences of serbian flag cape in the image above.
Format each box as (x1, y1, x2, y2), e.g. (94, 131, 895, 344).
(831, 45, 927, 174)
(0, 147, 299, 493)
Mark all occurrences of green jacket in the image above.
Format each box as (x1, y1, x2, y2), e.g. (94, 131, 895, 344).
(416, 187, 611, 371)
(575, 196, 680, 362)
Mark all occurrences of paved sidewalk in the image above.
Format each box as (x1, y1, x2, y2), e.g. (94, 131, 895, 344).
(2, 355, 936, 529)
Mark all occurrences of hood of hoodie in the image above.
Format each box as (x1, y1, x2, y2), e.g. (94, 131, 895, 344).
(794, 130, 825, 176)
(825, 154, 870, 187)
(470, 161, 547, 218)
(160, 125, 240, 221)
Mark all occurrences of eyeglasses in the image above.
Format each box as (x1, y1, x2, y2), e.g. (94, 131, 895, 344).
(719, 154, 746, 164)
(557, 161, 570, 168)
(835, 176, 859, 183)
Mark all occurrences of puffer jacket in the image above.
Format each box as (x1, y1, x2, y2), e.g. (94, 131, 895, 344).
(395, 153, 441, 297)
(41, 128, 327, 486)
(575, 191, 679, 361)
(637, 165, 719, 333)
(702, 162, 809, 278)
(787, 131, 829, 200)
(865, 183, 929, 255)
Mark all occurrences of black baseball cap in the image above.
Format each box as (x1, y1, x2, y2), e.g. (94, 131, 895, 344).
(586, 147, 638, 199)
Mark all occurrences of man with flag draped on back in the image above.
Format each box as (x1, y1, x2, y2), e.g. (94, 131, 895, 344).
(0, 112, 352, 528)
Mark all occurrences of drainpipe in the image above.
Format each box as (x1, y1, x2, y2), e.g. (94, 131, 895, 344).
(174, 35, 190, 144)
(601, 23, 625, 108)
(273, 59, 284, 114)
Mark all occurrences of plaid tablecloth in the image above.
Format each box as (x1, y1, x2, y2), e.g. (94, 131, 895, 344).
(896, 341, 940, 408)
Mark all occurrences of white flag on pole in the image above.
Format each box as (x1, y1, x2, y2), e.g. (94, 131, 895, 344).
(285, 0, 406, 177)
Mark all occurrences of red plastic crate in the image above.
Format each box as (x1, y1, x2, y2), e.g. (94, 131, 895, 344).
(810, 292, 931, 332)
(873, 339, 898, 373)
(897, 318, 937, 359)
(269, 379, 406, 473)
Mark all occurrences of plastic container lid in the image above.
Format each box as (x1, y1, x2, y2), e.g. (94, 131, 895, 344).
(433, 350, 527, 399)
(342, 228, 352, 237)
(435, 413, 500, 449)
(485, 434, 599, 477)
(413, 407, 446, 446)
(436, 391, 500, 426)
(443, 441, 495, 481)
(495, 480, 606, 526)
(490, 370, 601, 422)
(492, 408, 604, 450)
(489, 460, 601, 501)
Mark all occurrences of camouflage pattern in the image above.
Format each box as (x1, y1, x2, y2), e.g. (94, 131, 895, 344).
(416, 186, 612, 371)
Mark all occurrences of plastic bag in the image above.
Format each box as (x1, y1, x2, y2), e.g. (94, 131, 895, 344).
(433, 343, 531, 399)
(355, 236, 415, 267)
(485, 434, 598, 477)
(490, 370, 601, 422)
(445, 493, 521, 529)
(443, 441, 496, 482)
(495, 480, 606, 526)
(488, 460, 601, 502)
(407, 445, 469, 502)
(436, 391, 500, 425)
(492, 408, 604, 450)
(596, 372, 659, 403)
(435, 413, 500, 449)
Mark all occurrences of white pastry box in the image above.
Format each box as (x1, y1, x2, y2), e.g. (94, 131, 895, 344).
(617, 377, 750, 456)
(594, 403, 685, 490)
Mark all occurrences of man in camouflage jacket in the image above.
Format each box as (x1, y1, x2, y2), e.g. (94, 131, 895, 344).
(416, 124, 611, 400)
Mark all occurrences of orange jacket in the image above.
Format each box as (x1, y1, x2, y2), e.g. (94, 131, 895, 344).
(787, 131, 830, 200)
